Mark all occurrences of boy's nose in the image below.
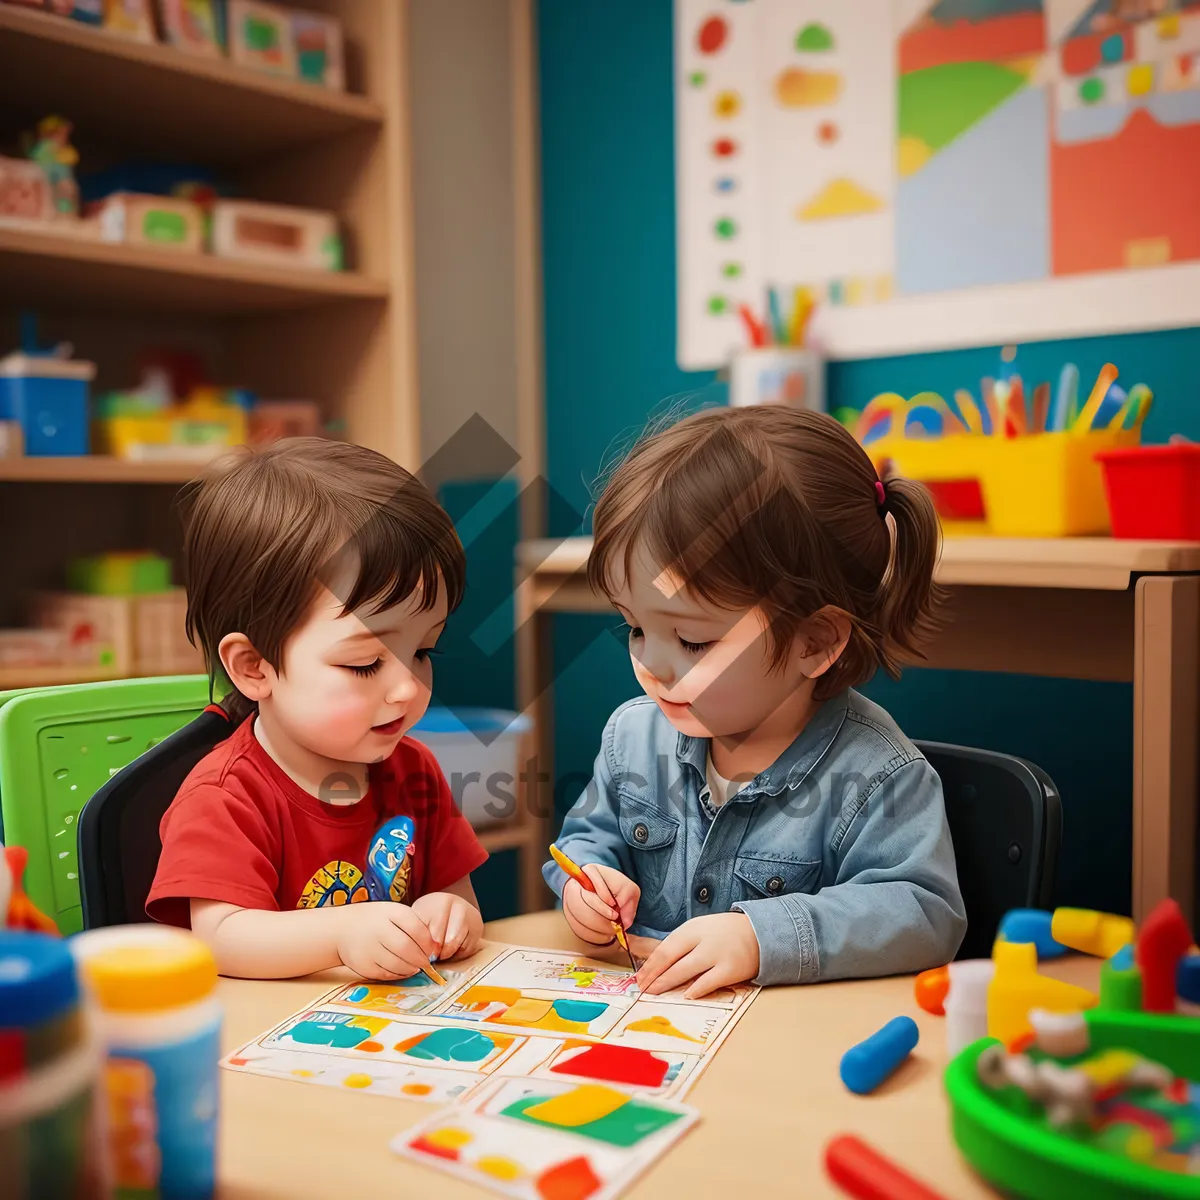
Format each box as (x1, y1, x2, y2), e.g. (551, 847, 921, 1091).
(637, 645, 675, 687)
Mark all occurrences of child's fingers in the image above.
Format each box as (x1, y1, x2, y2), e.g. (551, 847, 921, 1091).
(581, 864, 620, 912)
(384, 907, 436, 960)
(577, 887, 619, 923)
(645, 948, 709, 996)
(367, 945, 417, 980)
(424, 902, 451, 956)
(441, 907, 468, 960)
(636, 925, 699, 992)
(684, 965, 733, 1001)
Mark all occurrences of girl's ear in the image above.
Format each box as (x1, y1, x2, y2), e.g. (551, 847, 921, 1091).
(794, 607, 852, 680)
(219, 632, 274, 702)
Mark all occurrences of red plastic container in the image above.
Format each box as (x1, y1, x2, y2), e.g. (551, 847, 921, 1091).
(1097, 444, 1200, 540)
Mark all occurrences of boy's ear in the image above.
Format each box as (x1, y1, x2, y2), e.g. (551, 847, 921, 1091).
(219, 632, 274, 701)
(794, 607, 852, 680)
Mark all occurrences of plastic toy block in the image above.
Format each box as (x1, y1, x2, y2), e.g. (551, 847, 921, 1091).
(987, 941, 1098, 1047)
(1051, 908, 1136, 959)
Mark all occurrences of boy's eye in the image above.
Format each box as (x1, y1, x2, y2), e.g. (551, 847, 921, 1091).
(346, 659, 382, 677)
(679, 637, 712, 654)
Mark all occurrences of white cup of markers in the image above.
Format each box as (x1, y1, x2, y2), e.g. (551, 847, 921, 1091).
(729, 287, 825, 414)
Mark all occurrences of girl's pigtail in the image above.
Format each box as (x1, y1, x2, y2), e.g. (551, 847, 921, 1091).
(877, 475, 943, 675)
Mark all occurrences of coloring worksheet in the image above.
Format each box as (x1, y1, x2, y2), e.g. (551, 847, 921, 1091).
(392, 1077, 700, 1200)
(223, 943, 758, 1105)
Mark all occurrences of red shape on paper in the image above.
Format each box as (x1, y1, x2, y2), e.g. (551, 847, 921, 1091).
(410, 1135, 461, 1162)
(712, 138, 738, 158)
(549, 1043, 671, 1089)
(537, 1156, 602, 1200)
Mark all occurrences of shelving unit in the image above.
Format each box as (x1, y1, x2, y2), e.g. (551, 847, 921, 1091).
(0, 0, 420, 630)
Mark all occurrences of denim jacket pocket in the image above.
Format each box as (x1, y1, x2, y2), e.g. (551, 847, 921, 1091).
(734, 855, 822, 903)
(618, 800, 680, 898)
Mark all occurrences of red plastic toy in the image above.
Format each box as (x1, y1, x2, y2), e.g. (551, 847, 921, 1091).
(1097, 443, 1200, 540)
(825, 1135, 950, 1200)
(1135, 897, 1191, 1013)
(3, 845, 58, 935)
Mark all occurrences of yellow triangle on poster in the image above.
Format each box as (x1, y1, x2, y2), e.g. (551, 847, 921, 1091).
(796, 177, 886, 222)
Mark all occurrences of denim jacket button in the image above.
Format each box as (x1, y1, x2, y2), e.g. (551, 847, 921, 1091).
(766, 876, 784, 895)
(633, 823, 649, 844)
(696, 884, 711, 904)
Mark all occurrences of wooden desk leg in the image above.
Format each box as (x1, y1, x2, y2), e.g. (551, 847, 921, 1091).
(1133, 575, 1200, 927)
(516, 578, 554, 913)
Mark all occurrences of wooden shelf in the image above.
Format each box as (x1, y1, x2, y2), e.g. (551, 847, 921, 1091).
(0, 225, 389, 316)
(0, 663, 127, 690)
(0, 457, 203, 484)
(0, 6, 384, 167)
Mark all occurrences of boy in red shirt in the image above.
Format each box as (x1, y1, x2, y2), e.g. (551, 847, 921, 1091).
(147, 438, 488, 980)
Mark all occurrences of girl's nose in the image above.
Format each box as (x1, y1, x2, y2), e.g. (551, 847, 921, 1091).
(385, 666, 421, 705)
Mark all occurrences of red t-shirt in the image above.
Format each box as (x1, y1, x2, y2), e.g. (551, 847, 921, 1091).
(146, 716, 488, 927)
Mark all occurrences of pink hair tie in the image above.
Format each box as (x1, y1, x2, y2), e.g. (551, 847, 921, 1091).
(874, 480, 887, 507)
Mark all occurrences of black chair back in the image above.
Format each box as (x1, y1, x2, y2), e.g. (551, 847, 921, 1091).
(78, 705, 234, 928)
(917, 740, 1062, 960)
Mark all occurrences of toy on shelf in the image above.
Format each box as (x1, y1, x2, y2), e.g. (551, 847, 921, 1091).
(0, 351, 94, 457)
(247, 398, 323, 444)
(70, 0, 103, 23)
(157, 0, 223, 56)
(0, 156, 54, 225)
(68, 550, 172, 595)
(210, 198, 342, 271)
(292, 8, 344, 89)
(103, 0, 156, 41)
(855, 363, 1154, 538)
(93, 191, 205, 253)
(228, 0, 296, 75)
(26, 116, 79, 220)
(945, 898, 1200, 1198)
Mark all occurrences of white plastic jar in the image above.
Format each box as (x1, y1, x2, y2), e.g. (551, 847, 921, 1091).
(72, 925, 221, 1200)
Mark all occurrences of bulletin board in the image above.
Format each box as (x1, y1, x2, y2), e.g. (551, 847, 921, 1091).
(675, 0, 1200, 369)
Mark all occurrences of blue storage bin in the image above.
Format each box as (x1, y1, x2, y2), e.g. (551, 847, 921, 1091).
(0, 354, 94, 457)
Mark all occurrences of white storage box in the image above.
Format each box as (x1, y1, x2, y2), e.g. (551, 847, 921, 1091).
(409, 707, 532, 829)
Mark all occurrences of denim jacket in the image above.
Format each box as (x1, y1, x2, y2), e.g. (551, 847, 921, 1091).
(543, 690, 967, 986)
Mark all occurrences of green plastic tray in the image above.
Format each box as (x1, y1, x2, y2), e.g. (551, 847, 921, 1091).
(946, 1011, 1200, 1199)
(0, 676, 211, 933)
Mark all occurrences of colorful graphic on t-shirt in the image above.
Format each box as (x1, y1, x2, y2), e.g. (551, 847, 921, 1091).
(297, 860, 368, 909)
(367, 816, 417, 903)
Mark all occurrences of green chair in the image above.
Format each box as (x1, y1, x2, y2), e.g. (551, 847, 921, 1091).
(0, 675, 211, 933)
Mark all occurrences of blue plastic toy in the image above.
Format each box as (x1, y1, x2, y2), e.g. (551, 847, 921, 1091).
(996, 908, 1067, 959)
(839, 1015, 919, 1095)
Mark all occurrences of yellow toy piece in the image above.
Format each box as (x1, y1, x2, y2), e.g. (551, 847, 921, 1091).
(1051, 907, 1136, 959)
(987, 941, 1098, 1047)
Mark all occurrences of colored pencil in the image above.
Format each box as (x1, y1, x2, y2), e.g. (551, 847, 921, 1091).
(1073, 362, 1119, 434)
(767, 287, 786, 346)
(550, 844, 638, 972)
(738, 303, 767, 348)
(1032, 382, 1050, 433)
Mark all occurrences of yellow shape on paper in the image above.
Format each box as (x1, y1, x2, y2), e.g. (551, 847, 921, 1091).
(1128, 63, 1155, 97)
(459, 985, 522, 1008)
(342, 1073, 372, 1089)
(524, 1084, 629, 1128)
(427, 1127, 474, 1152)
(897, 135, 932, 177)
(1159, 12, 1180, 37)
(874, 275, 894, 302)
(476, 1157, 524, 1181)
(845, 278, 865, 306)
(499, 997, 555, 1025)
(291, 1069, 315, 1078)
(796, 178, 885, 222)
(775, 67, 841, 108)
(625, 1014, 705, 1043)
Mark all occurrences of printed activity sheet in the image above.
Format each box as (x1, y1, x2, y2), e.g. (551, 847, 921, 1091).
(223, 943, 757, 1105)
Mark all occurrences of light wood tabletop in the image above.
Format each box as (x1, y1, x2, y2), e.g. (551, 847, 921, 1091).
(216, 911, 1099, 1199)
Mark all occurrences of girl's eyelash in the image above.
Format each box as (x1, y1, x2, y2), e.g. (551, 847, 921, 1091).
(347, 659, 382, 677)
(415, 647, 442, 662)
(621, 623, 644, 640)
(679, 637, 712, 654)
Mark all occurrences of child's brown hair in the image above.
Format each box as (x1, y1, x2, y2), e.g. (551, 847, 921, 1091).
(588, 406, 941, 698)
(178, 437, 465, 722)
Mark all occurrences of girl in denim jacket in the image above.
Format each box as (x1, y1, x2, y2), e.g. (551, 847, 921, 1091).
(544, 406, 967, 997)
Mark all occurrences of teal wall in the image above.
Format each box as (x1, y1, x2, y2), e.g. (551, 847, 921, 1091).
(537, 0, 1200, 917)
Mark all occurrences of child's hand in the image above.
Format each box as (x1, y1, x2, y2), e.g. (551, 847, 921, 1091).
(562, 863, 640, 945)
(636, 912, 760, 999)
(335, 902, 436, 981)
(411, 891, 483, 961)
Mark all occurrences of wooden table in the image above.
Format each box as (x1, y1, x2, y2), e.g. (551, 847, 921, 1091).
(216, 912, 1100, 1198)
(515, 536, 1200, 926)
